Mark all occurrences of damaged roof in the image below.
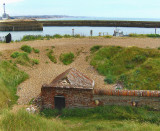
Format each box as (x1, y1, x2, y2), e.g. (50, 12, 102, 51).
(43, 68, 94, 89)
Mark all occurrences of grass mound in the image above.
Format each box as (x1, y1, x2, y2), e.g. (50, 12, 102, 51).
(119, 58, 160, 90)
(0, 61, 28, 110)
(90, 46, 160, 90)
(0, 109, 67, 131)
(21, 45, 32, 53)
(60, 52, 75, 65)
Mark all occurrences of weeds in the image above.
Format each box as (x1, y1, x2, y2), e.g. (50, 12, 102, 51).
(33, 48, 40, 53)
(46, 50, 57, 63)
(60, 52, 75, 65)
(21, 45, 32, 53)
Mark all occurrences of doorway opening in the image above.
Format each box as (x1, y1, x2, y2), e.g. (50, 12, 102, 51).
(54, 96, 65, 110)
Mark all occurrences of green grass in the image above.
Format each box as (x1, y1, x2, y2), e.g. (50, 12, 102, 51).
(32, 59, 40, 65)
(0, 61, 28, 110)
(46, 49, 57, 63)
(0, 109, 67, 131)
(33, 48, 40, 53)
(90, 45, 102, 53)
(90, 46, 160, 90)
(21, 45, 32, 53)
(1, 106, 160, 131)
(129, 33, 160, 38)
(60, 52, 75, 65)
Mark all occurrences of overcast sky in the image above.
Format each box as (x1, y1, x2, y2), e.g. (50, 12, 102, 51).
(0, 0, 160, 18)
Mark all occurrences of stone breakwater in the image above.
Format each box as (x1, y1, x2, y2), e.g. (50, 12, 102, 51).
(40, 20, 160, 28)
(0, 19, 43, 31)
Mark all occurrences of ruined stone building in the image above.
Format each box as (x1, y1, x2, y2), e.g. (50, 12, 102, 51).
(39, 68, 160, 110)
(41, 68, 95, 110)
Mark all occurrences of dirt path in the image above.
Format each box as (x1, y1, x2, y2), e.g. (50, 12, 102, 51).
(0, 37, 160, 52)
(1, 37, 160, 105)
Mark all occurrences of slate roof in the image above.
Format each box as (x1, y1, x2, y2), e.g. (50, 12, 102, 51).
(43, 68, 94, 89)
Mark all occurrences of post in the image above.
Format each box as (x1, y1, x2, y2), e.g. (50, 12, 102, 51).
(72, 29, 74, 36)
(155, 28, 157, 34)
(99, 32, 101, 36)
(90, 30, 93, 37)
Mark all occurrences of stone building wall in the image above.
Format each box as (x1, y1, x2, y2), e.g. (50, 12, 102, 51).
(41, 87, 93, 109)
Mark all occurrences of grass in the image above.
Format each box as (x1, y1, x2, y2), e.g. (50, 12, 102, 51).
(0, 61, 28, 110)
(1, 106, 160, 131)
(60, 52, 75, 65)
(21, 45, 32, 53)
(90, 45, 103, 53)
(129, 33, 160, 38)
(0, 109, 67, 131)
(20, 34, 86, 41)
(33, 48, 40, 53)
(46, 49, 57, 63)
(32, 59, 40, 65)
(90, 46, 160, 90)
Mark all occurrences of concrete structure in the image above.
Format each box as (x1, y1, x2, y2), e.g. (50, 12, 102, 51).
(39, 68, 160, 110)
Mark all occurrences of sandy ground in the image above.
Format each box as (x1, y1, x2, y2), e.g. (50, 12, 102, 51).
(0, 37, 160, 105)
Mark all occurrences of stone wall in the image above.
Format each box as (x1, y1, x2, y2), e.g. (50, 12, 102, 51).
(41, 87, 93, 109)
(93, 89, 160, 109)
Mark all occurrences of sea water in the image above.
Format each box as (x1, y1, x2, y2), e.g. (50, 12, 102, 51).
(0, 17, 160, 41)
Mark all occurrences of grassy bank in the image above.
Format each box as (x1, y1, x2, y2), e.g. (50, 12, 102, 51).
(90, 46, 160, 90)
(1, 106, 160, 131)
(0, 61, 28, 110)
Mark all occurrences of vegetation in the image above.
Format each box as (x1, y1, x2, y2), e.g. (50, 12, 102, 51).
(33, 48, 40, 53)
(90, 45, 103, 53)
(129, 33, 160, 38)
(46, 49, 57, 63)
(90, 46, 160, 90)
(0, 61, 28, 110)
(60, 52, 75, 65)
(1, 106, 160, 131)
(0, 109, 67, 131)
(21, 45, 32, 53)
(32, 59, 40, 65)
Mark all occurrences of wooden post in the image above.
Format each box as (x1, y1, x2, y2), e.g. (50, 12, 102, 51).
(90, 30, 93, 37)
(72, 29, 74, 36)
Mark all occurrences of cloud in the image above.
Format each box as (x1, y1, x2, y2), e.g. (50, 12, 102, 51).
(1, 0, 24, 4)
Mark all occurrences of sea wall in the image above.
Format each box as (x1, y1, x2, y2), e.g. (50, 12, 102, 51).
(40, 20, 160, 28)
(0, 20, 43, 31)
(93, 89, 160, 109)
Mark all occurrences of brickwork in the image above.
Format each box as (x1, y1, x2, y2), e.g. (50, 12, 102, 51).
(41, 87, 94, 109)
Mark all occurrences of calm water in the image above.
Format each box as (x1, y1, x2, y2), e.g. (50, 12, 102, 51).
(0, 26, 159, 41)
(0, 17, 160, 41)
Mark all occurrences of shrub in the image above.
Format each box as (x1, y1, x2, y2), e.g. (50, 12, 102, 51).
(33, 48, 40, 53)
(11, 52, 28, 59)
(53, 34, 63, 38)
(158, 47, 160, 50)
(90, 45, 102, 53)
(21, 45, 32, 53)
(60, 52, 75, 65)
(32, 59, 39, 65)
(47, 50, 57, 63)
(11, 52, 21, 58)
(64, 34, 72, 38)
(105, 35, 112, 38)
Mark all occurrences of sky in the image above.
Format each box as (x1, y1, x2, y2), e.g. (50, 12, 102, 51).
(0, 0, 160, 18)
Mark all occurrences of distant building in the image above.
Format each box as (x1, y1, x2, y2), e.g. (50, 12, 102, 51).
(2, 3, 10, 20)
